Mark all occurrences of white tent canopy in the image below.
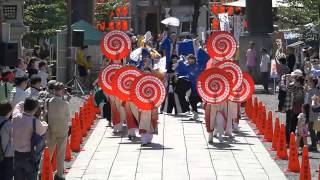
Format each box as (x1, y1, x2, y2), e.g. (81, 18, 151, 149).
(223, 0, 303, 8)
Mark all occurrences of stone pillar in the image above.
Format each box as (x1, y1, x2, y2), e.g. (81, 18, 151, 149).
(239, 0, 273, 83)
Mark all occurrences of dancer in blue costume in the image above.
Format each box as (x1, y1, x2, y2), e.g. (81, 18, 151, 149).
(174, 48, 210, 119)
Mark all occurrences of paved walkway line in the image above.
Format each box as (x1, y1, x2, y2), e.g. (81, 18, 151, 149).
(66, 113, 287, 180)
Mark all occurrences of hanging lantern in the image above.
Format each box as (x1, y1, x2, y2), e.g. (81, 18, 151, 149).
(121, 20, 128, 31)
(109, 21, 115, 31)
(243, 19, 248, 28)
(219, 5, 226, 13)
(121, 6, 129, 16)
(212, 18, 220, 30)
(116, 7, 121, 17)
(110, 11, 115, 18)
(227, 6, 234, 16)
(97, 22, 106, 31)
(211, 3, 219, 15)
(236, 7, 242, 13)
(116, 20, 122, 30)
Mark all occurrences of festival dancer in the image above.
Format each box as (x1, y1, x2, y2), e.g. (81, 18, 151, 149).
(174, 49, 210, 120)
(136, 58, 161, 146)
(161, 55, 182, 115)
(205, 102, 227, 143)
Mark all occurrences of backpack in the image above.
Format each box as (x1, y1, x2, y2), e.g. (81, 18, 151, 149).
(0, 120, 9, 161)
(30, 118, 46, 167)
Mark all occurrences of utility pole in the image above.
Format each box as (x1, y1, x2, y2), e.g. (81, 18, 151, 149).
(66, 0, 72, 80)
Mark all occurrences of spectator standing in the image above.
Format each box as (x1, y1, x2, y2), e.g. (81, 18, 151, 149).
(284, 70, 304, 143)
(277, 57, 290, 112)
(27, 58, 38, 78)
(26, 76, 42, 99)
(12, 99, 48, 180)
(15, 58, 28, 77)
(0, 102, 14, 180)
(260, 48, 271, 93)
(10, 76, 28, 107)
(287, 47, 296, 72)
(37, 61, 50, 89)
(33, 46, 42, 69)
(46, 82, 70, 180)
(305, 78, 319, 151)
(0, 71, 14, 103)
(246, 41, 258, 79)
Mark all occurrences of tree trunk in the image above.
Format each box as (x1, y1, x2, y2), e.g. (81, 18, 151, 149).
(191, 0, 200, 34)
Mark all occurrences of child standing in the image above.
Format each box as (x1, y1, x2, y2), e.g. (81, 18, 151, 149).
(296, 106, 308, 150)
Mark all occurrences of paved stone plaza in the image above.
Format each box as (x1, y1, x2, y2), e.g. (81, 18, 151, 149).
(66, 110, 287, 180)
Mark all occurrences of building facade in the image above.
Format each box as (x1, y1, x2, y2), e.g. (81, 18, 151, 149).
(130, 0, 208, 36)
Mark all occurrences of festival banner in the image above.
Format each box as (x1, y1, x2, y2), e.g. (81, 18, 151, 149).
(270, 59, 278, 78)
(218, 13, 230, 32)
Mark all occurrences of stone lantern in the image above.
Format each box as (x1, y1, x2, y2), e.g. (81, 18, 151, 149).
(0, 0, 29, 56)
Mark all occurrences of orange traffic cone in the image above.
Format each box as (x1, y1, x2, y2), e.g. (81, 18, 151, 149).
(253, 97, 258, 123)
(70, 114, 81, 152)
(273, 123, 287, 160)
(65, 138, 73, 161)
(300, 145, 311, 180)
(264, 111, 273, 142)
(79, 107, 87, 137)
(41, 147, 53, 180)
(269, 117, 280, 151)
(51, 146, 57, 172)
(245, 98, 251, 118)
(284, 132, 300, 173)
(259, 105, 266, 135)
(248, 97, 253, 119)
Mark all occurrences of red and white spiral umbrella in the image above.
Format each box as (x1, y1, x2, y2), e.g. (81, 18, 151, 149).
(112, 66, 143, 101)
(98, 64, 122, 95)
(197, 68, 232, 104)
(130, 74, 166, 110)
(228, 72, 254, 103)
(206, 31, 237, 61)
(215, 60, 243, 91)
(100, 30, 131, 60)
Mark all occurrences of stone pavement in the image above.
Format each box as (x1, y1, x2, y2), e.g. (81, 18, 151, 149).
(66, 110, 287, 180)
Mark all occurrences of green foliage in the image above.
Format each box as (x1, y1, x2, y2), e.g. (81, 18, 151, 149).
(23, 0, 66, 43)
(275, 0, 319, 41)
(276, 0, 319, 28)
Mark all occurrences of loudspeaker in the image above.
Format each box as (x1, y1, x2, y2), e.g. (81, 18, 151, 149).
(0, 42, 18, 66)
(246, 0, 273, 33)
(72, 30, 84, 47)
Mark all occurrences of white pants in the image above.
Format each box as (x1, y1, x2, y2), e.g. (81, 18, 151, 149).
(141, 133, 153, 144)
(128, 128, 137, 136)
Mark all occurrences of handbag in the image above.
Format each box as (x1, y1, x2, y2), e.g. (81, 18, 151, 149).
(30, 118, 46, 165)
(313, 120, 320, 131)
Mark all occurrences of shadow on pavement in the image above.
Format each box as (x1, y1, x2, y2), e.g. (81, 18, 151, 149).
(138, 143, 173, 150)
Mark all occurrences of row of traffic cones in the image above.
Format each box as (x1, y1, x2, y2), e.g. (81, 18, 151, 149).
(41, 94, 98, 180)
(245, 96, 317, 180)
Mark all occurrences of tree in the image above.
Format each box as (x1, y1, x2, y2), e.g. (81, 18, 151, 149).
(275, 0, 319, 40)
(23, 0, 67, 45)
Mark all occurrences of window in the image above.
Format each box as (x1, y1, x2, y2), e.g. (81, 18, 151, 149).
(181, 21, 190, 33)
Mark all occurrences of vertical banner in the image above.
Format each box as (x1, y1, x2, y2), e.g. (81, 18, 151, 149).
(233, 15, 243, 43)
(218, 13, 230, 32)
(270, 59, 278, 78)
